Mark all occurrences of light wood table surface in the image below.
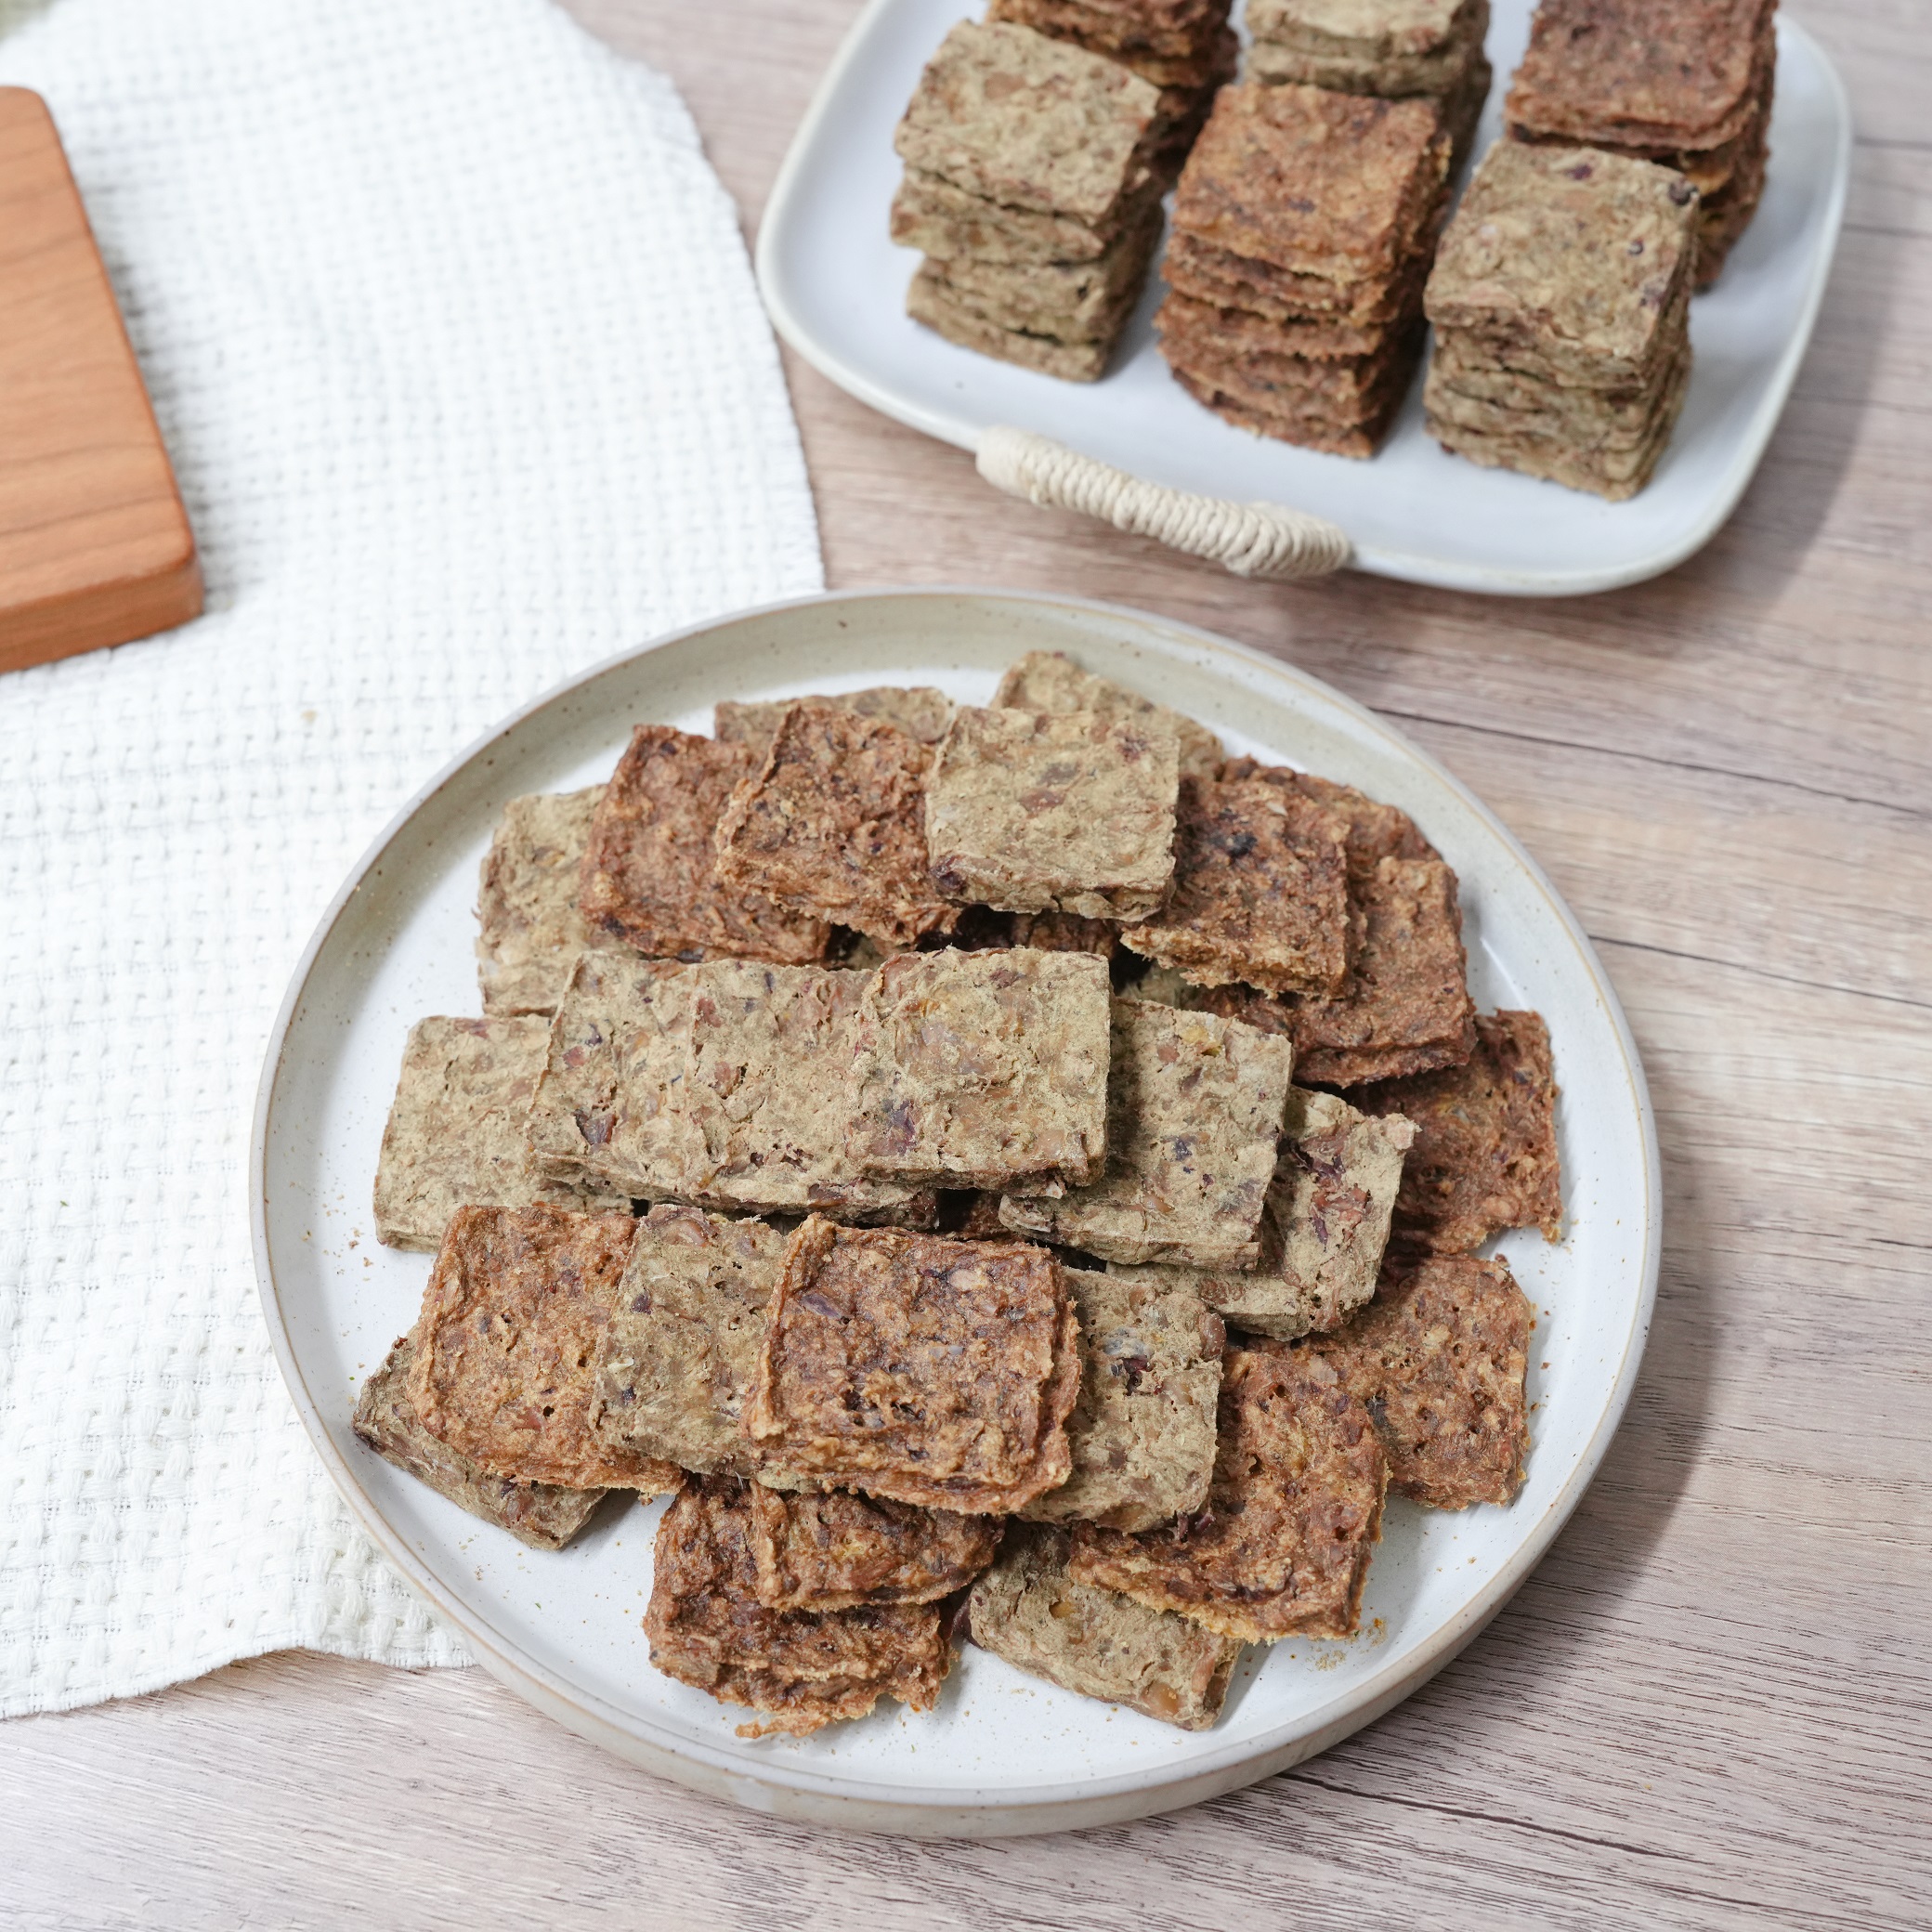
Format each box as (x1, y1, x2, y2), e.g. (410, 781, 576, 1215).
(7, 5, 1929, 1926)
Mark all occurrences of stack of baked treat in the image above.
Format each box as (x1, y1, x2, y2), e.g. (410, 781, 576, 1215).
(889, 19, 1168, 381)
(1155, 83, 1454, 455)
(1246, 0, 1493, 165)
(359, 650, 1565, 1738)
(1506, 0, 1776, 287)
(1422, 141, 1701, 499)
(986, 0, 1238, 180)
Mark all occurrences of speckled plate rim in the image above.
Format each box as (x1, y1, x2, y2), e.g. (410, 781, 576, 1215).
(251, 587, 1661, 1835)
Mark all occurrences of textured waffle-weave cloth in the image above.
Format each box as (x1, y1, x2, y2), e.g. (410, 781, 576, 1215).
(0, 0, 821, 1717)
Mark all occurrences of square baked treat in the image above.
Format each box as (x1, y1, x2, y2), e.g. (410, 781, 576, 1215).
(354, 1331, 608, 1550)
(1122, 775, 1351, 998)
(1214, 760, 1438, 881)
(1313, 1253, 1532, 1507)
(906, 269, 1123, 383)
(747, 1485, 1000, 1612)
(476, 788, 620, 1017)
(967, 1524, 1242, 1730)
(1067, 1339, 1387, 1640)
(714, 686, 956, 758)
(892, 166, 1165, 267)
(921, 200, 1164, 336)
(587, 1205, 789, 1477)
(925, 705, 1181, 920)
(741, 1219, 1082, 1515)
(645, 1476, 951, 1738)
(579, 725, 828, 964)
(406, 1204, 680, 1494)
(1247, 0, 1487, 95)
(1356, 1008, 1561, 1254)
(372, 1014, 630, 1251)
(996, 649, 1222, 782)
(847, 948, 1111, 1190)
(1020, 1268, 1224, 1532)
(713, 701, 959, 949)
(1000, 1000, 1294, 1268)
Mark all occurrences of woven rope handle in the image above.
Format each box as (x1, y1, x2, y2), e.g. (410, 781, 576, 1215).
(975, 425, 1351, 581)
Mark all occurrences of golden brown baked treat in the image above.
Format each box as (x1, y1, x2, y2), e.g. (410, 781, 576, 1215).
(645, 1476, 951, 1737)
(994, 649, 1222, 783)
(1214, 762, 1437, 881)
(1312, 1252, 1532, 1506)
(1067, 1339, 1387, 1640)
(579, 724, 827, 964)
(741, 1219, 1082, 1515)
(406, 1204, 680, 1495)
(714, 687, 955, 757)
(747, 1485, 999, 1612)
(475, 788, 620, 1017)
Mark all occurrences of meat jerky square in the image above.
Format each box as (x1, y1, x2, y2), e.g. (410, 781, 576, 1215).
(968, 1524, 1242, 1730)
(406, 1204, 681, 1494)
(847, 948, 1111, 1190)
(714, 687, 956, 760)
(476, 788, 621, 1017)
(748, 1485, 1000, 1612)
(1357, 1009, 1561, 1254)
(714, 701, 959, 949)
(1313, 1253, 1532, 1507)
(372, 1014, 629, 1251)
(1123, 775, 1351, 998)
(996, 649, 1222, 782)
(741, 1219, 1081, 1515)
(1020, 1268, 1224, 1532)
(587, 1205, 789, 1477)
(579, 725, 827, 964)
(1000, 1000, 1294, 1269)
(646, 1477, 949, 1738)
(1067, 1340, 1387, 1640)
(354, 1331, 607, 1550)
(925, 705, 1180, 920)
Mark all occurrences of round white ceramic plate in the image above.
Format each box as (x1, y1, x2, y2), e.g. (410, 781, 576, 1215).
(253, 589, 1659, 1835)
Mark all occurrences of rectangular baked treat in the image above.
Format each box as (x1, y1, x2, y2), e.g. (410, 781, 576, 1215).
(1312, 1253, 1532, 1507)
(925, 706, 1180, 920)
(1122, 775, 1351, 998)
(926, 201, 1164, 340)
(891, 167, 1165, 268)
(995, 649, 1222, 782)
(1000, 1000, 1294, 1268)
(578, 724, 828, 964)
(372, 1014, 629, 1251)
(406, 1204, 681, 1494)
(967, 1524, 1242, 1730)
(1215, 759, 1439, 881)
(847, 948, 1111, 1189)
(354, 1331, 608, 1550)
(747, 1485, 1000, 1612)
(1157, 289, 1413, 366)
(1167, 364, 1407, 462)
(714, 687, 955, 758)
(1020, 1268, 1224, 1531)
(741, 1219, 1082, 1515)
(587, 1204, 788, 1477)
(1247, 0, 1481, 63)
(714, 700, 959, 949)
(1067, 1339, 1387, 1640)
(1356, 1008, 1562, 1254)
(645, 1476, 950, 1737)
(1165, 230, 1427, 325)
(476, 788, 620, 1016)
(906, 268, 1120, 383)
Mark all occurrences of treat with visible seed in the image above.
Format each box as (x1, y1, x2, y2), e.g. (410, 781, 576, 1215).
(741, 1219, 1082, 1515)
(476, 789, 622, 1017)
(579, 725, 828, 964)
(748, 1485, 1000, 1612)
(847, 948, 1111, 1190)
(996, 649, 1222, 782)
(925, 705, 1181, 920)
(646, 1476, 950, 1737)
(1000, 999, 1294, 1268)
(354, 1331, 609, 1550)
(1068, 1339, 1387, 1640)
(714, 687, 956, 758)
(891, 167, 1165, 268)
(407, 1204, 680, 1494)
(1021, 1268, 1224, 1532)
(1312, 1252, 1532, 1507)
(1214, 761, 1438, 880)
(372, 1014, 630, 1251)
(968, 1524, 1242, 1730)
(714, 701, 959, 949)
(906, 270, 1126, 382)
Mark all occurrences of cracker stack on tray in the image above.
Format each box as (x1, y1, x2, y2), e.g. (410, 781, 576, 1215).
(1246, 0, 1494, 166)
(890, 19, 1169, 381)
(1155, 83, 1454, 456)
(1506, 0, 1777, 288)
(1421, 140, 1700, 499)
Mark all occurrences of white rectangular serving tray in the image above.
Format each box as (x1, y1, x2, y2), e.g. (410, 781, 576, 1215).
(757, 0, 1850, 596)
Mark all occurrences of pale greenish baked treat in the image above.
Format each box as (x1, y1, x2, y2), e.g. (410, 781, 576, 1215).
(713, 687, 956, 758)
(891, 166, 1165, 268)
(906, 267, 1119, 382)
(1427, 338, 1691, 448)
(475, 788, 620, 1018)
(919, 200, 1163, 340)
(994, 649, 1222, 783)
(1248, 0, 1478, 60)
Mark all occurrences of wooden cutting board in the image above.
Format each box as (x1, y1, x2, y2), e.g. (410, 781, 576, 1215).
(0, 86, 202, 673)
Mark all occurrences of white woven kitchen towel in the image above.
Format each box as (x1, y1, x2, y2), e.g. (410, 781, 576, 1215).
(0, 0, 822, 1717)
